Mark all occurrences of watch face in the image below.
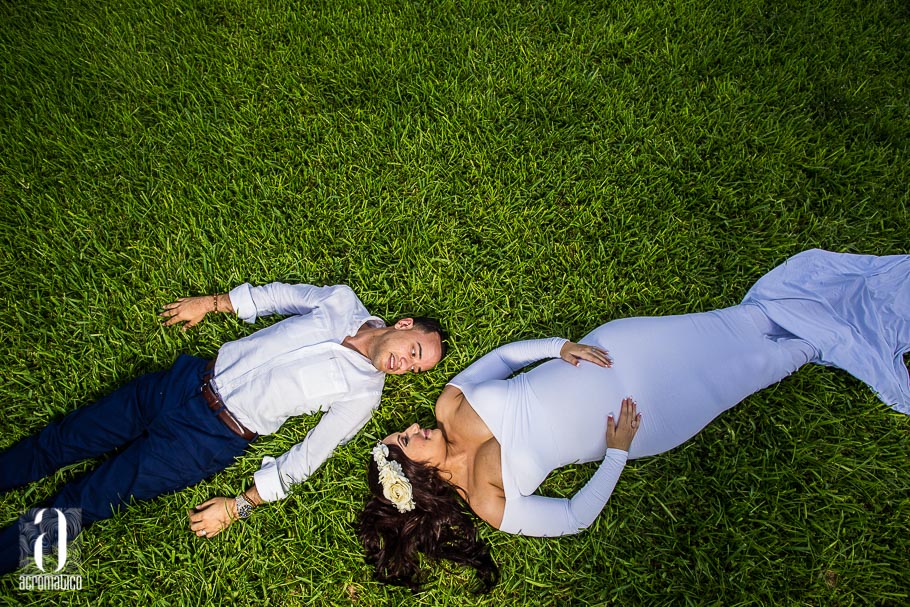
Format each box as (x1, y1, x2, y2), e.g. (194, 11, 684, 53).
(236, 496, 253, 519)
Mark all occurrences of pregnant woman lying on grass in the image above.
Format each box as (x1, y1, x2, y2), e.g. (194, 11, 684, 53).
(358, 249, 910, 591)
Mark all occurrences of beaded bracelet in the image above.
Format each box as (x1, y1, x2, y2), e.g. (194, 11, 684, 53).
(213, 294, 219, 313)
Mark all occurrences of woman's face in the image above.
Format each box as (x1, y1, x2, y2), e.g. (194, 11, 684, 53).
(383, 423, 445, 465)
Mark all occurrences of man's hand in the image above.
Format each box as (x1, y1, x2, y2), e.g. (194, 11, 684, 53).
(559, 341, 613, 367)
(188, 497, 236, 538)
(606, 397, 641, 452)
(161, 294, 231, 330)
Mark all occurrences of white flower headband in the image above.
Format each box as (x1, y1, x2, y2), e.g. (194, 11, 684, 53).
(371, 443, 415, 513)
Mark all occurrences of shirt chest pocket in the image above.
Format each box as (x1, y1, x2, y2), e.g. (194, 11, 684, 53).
(292, 357, 351, 410)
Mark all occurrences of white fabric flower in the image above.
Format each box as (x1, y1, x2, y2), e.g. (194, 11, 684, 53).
(372, 443, 389, 462)
(370, 442, 415, 513)
(383, 477, 415, 512)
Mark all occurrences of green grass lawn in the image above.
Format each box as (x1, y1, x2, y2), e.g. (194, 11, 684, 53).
(2, 0, 909, 604)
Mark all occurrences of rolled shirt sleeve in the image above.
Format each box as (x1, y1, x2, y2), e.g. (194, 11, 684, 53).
(229, 282, 358, 324)
(253, 394, 378, 502)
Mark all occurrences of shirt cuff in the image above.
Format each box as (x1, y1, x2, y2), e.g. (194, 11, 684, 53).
(228, 283, 257, 323)
(253, 456, 288, 502)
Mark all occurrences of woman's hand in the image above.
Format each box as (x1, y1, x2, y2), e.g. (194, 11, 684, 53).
(606, 397, 641, 452)
(559, 341, 612, 367)
(160, 295, 226, 330)
(188, 497, 236, 539)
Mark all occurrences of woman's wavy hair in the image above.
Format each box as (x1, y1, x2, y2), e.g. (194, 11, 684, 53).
(358, 443, 499, 593)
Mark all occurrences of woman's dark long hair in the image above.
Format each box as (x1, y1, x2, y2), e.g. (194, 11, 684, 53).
(358, 443, 499, 593)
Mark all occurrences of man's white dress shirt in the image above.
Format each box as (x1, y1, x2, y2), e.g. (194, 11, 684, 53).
(211, 282, 385, 502)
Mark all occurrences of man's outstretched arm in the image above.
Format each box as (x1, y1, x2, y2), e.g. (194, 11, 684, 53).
(163, 283, 354, 328)
(186, 396, 376, 538)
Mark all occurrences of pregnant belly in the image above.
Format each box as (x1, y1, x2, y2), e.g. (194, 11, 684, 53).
(525, 306, 794, 461)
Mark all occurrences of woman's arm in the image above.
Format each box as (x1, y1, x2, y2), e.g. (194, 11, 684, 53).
(498, 398, 640, 537)
(448, 339, 611, 388)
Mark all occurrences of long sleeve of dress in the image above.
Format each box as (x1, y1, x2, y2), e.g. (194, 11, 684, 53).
(499, 449, 629, 537)
(447, 337, 568, 388)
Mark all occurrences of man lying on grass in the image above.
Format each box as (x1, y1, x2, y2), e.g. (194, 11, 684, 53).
(0, 282, 446, 573)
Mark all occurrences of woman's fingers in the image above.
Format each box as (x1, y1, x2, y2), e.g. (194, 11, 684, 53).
(562, 342, 614, 368)
(595, 347, 613, 367)
(607, 397, 642, 453)
(575, 345, 611, 366)
(620, 398, 640, 430)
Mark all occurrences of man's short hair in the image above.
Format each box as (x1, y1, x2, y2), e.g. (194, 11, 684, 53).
(410, 316, 449, 361)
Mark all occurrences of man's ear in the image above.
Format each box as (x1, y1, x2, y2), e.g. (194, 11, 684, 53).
(393, 318, 415, 330)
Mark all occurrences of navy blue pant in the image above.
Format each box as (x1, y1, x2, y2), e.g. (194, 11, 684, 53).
(0, 355, 251, 573)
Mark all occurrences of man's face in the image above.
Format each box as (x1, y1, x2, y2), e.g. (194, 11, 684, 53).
(370, 319, 443, 375)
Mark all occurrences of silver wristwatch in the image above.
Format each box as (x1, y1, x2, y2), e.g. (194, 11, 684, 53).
(235, 493, 254, 519)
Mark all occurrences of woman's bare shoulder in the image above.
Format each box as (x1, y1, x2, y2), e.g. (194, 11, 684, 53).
(435, 384, 465, 419)
(467, 440, 506, 529)
(468, 480, 506, 530)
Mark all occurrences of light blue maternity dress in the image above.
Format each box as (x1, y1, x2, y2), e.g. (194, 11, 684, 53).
(448, 250, 910, 536)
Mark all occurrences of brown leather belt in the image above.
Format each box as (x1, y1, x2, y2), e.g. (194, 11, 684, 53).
(201, 360, 257, 441)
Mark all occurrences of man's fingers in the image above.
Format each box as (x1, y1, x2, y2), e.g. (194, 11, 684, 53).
(195, 498, 218, 510)
(188, 502, 215, 524)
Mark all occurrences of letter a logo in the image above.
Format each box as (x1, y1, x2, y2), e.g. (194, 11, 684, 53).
(33, 508, 68, 572)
